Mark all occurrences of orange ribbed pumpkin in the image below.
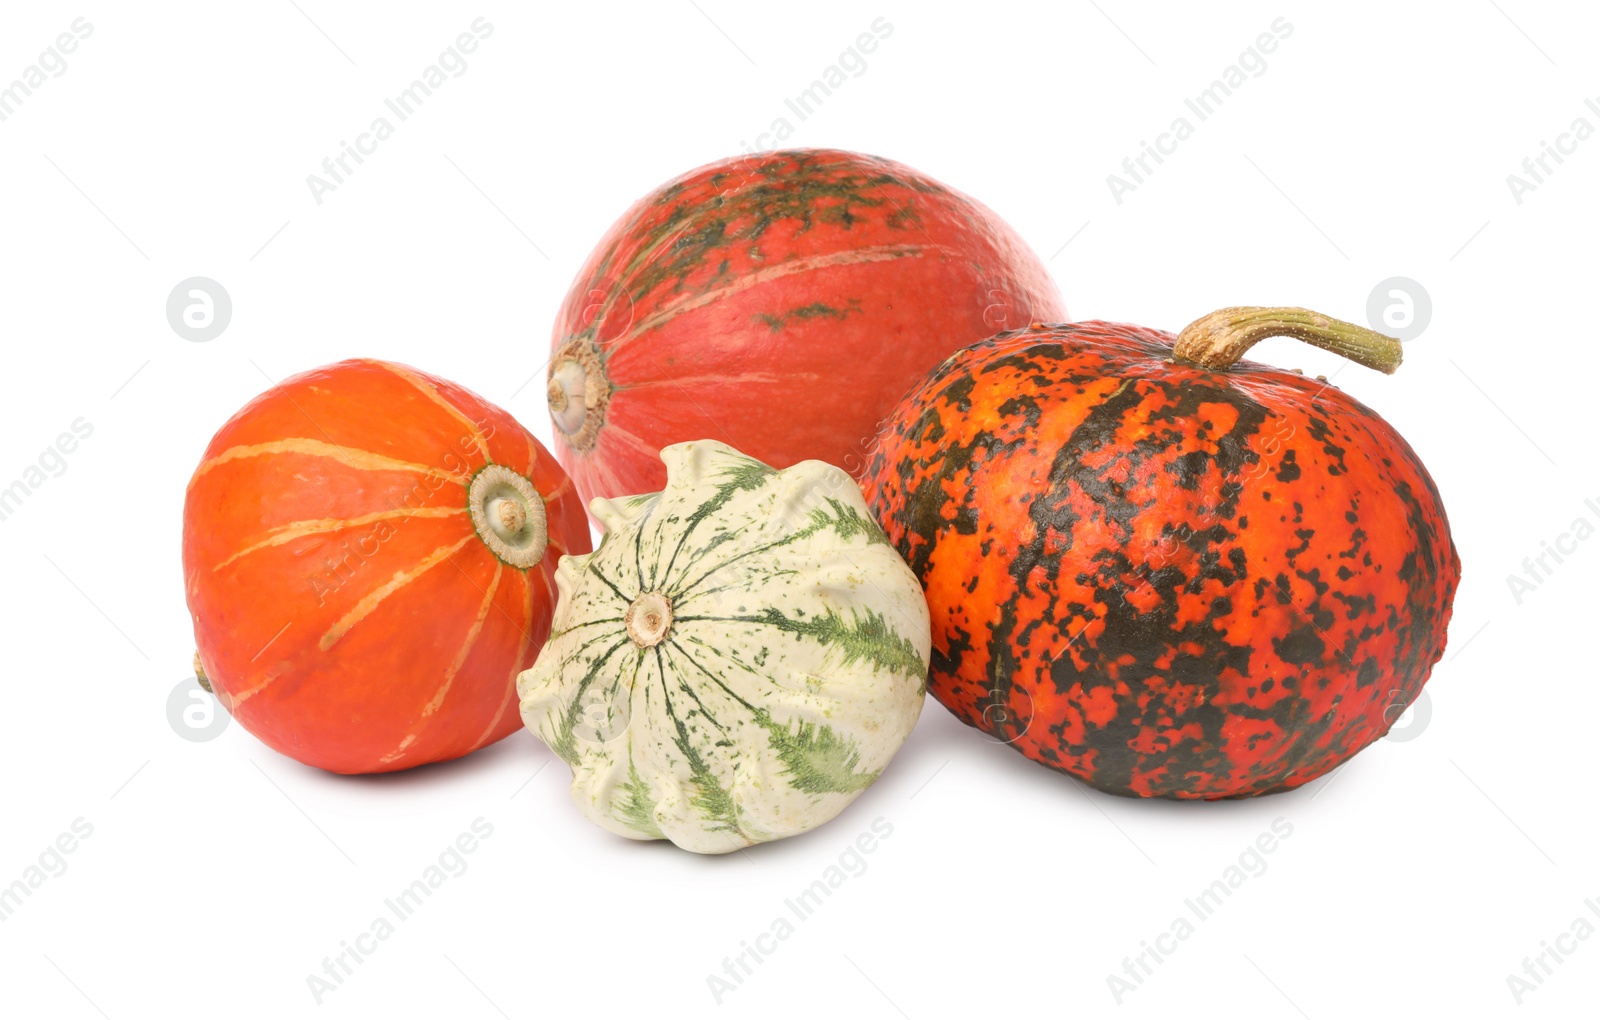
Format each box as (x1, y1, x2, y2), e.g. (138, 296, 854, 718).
(182, 359, 590, 774)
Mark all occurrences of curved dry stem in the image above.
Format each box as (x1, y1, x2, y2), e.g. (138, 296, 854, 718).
(1173, 306, 1402, 375)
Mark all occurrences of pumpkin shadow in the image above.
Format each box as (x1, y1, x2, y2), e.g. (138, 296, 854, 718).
(250, 727, 558, 805)
(353, 728, 558, 798)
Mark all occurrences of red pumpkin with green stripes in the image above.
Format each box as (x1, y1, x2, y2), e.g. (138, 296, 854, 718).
(863, 308, 1460, 799)
(544, 148, 1064, 507)
(182, 359, 590, 774)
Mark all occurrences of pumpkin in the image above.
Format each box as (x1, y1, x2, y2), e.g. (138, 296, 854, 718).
(183, 359, 591, 774)
(517, 440, 929, 853)
(862, 308, 1460, 799)
(544, 147, 1065, 511)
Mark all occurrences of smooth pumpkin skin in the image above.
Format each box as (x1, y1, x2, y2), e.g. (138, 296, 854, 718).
(547, 147, 1065, 509)
(863, 322, 1460, 799)
(182, 359, 590, 774)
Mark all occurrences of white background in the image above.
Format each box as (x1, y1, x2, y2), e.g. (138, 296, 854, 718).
(0, 1, 1594, 1016)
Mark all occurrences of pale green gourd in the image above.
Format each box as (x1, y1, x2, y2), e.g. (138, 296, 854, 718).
(517, 440, 929, 854)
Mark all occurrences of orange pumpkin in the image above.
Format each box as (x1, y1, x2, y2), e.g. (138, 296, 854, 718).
(182, 359, 590, 774)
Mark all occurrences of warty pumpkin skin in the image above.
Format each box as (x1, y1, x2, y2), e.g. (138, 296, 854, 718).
(183, 359, 591, 774)
(518, 440, 929, 854)
(862, 309, 1460, 799)
(544, 147, 1065, 511)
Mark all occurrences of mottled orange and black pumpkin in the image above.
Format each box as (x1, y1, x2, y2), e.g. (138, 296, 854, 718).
(862, 308, 1459, 799)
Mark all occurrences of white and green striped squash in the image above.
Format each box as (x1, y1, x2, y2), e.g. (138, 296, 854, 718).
(517, 440, 929, 854)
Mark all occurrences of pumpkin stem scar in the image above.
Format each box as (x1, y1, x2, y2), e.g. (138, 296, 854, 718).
(495, 498, 526, 535)
(547, 337, 610, 452)
(625, 590, 674, 648)
(1172, 306, 1403, 375)
(468, 465, 549, 569)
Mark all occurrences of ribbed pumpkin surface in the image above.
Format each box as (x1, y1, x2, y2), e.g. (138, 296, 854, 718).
(183, 359, 590, 774)
(545, 147, 1065, 509)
